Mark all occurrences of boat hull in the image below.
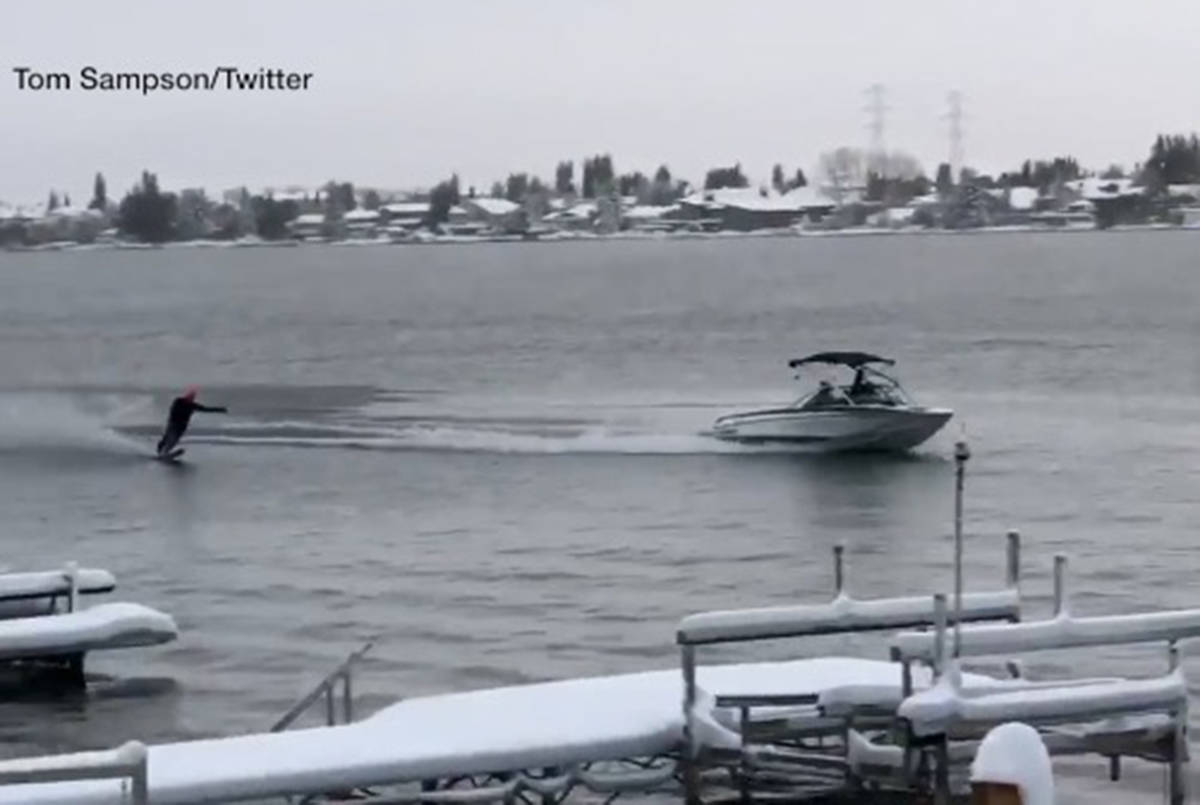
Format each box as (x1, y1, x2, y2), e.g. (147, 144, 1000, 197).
(712, 407, 953, 452)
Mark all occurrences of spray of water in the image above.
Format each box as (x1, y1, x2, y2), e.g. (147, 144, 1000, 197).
(0, 393, 150, 457)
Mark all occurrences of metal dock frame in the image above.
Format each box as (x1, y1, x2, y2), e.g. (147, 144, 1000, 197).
(676, 533, 1022, 805)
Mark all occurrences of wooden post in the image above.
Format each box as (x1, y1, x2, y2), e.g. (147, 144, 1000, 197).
(325, 683, 336, 726)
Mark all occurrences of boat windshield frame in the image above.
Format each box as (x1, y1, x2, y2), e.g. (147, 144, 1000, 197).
(791, 365, 918, 410)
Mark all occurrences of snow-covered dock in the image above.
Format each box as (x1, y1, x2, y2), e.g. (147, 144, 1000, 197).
(0, 656, 949, 805)
(0, 564, 177, 683)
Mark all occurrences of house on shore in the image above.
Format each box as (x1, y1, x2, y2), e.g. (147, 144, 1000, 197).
(289, 212, 327, 240)
(673, 187, 835, 231)
(621, 204, 681, 232)
(461, 197, 525, 233)
(343, 208, 381, 239)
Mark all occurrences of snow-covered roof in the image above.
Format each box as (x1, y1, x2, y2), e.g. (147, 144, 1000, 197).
(780, 186, 838, 210)
(466, 197, 521, 216)
(970, 722, 1054, 805)
(0, 202, 45, 220)
(382, 202, 429, 215)
(292, 213, 325, 226)
(262, 188, 311, 202)
(1064, 177, 1141, 200)
(343, 208, 379, 222)
(681, 187, 834, 213)
(622, 204, 678, 220)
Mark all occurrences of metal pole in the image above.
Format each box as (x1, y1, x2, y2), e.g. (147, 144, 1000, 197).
(932, 594, 947, 679)
(1169, 641, 1187, 805)
(953, 439, 970, 658)
(1053, 555, 1067, 617)
(65, 561, 79, 613)
(1005, 530, 1020, 591)
(833, 544, 845, 595)
(681, 643, 700, 805)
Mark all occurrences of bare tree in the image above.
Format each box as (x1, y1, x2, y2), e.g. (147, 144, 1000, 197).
(818, 147, 866, 202)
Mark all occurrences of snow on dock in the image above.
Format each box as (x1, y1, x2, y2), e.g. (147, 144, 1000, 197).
(0, 603, 176, 661)
(0, 564, 176, 677)
(0, 657, 941, 804)
(677, 589, 1019, 645)
(0, 565, 116, 619)
(0, 567, 115, 602)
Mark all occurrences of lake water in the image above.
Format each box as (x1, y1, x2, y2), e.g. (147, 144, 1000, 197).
(1, 231, 1198, 801)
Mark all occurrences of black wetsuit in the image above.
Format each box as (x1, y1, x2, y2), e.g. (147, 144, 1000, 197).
(157, 397, 227, 453)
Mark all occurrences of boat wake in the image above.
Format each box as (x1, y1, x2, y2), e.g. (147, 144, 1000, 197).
(183, 422, 821, 455)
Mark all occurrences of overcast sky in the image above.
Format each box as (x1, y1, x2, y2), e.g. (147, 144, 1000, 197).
(2, 0, 1198, 202)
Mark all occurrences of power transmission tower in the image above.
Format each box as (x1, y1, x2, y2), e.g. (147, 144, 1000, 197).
(864, 83, 889, 176)
(946, 90, 965, 181)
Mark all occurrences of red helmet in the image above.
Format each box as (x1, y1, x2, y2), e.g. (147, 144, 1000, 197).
(182, 387, 199, 401)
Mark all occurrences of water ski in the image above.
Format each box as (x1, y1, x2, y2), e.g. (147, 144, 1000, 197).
(155, 447, 186, 462)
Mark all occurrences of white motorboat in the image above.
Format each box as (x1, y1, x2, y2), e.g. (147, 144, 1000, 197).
(712, 352, 952, 451)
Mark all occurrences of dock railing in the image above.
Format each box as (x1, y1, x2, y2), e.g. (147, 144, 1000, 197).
(674, 533, 1022, 805)
(891, 554, 1195, 805)
(0, 740, 148, 804)
(271, 640, 374, 732)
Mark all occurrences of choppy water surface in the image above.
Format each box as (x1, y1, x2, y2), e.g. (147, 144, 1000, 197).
(1, 232, 1199, 800)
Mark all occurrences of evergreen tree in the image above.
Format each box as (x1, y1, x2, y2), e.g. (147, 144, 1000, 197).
(505, 173, 529, 202)
(617, 172, 647, 197)
(89, 172, 108, 210)
(935, 163, 954, 194)
(703, 164, 749, 190)
(555, 161, 575, 195)
(427, 176, 462, 227)
(771, 164, 786, 193)
(47, 190, 59, 212)
(116, 170, 178, 242)
(582, 160, 595, 198)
